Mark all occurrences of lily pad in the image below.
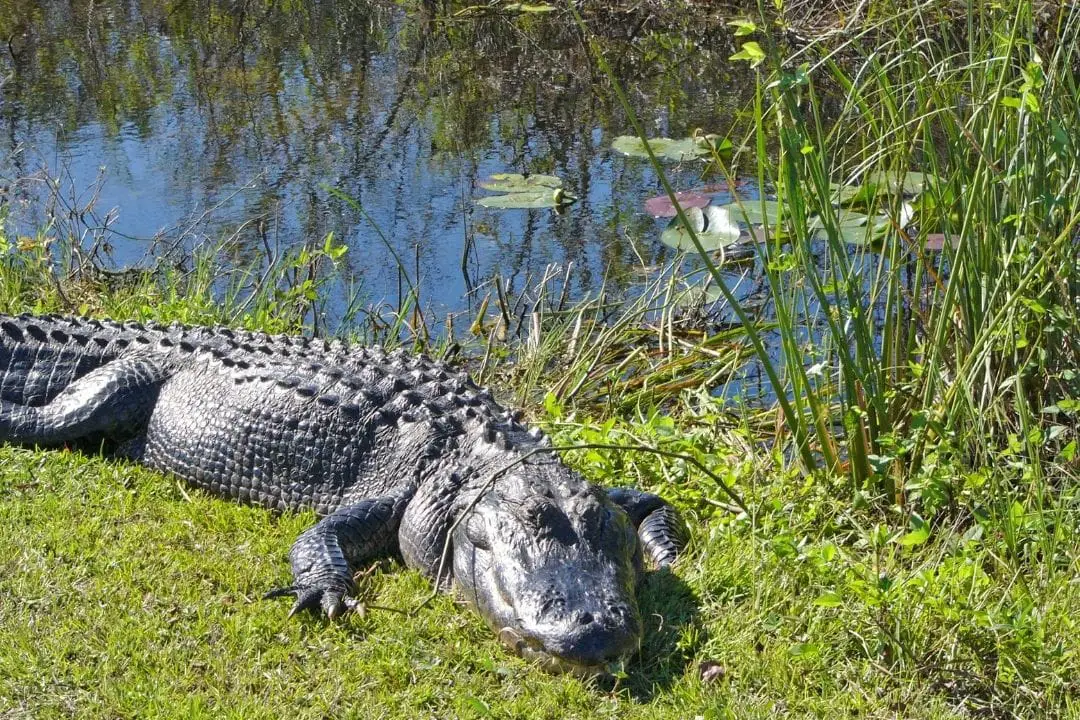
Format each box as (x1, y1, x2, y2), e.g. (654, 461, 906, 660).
(862, 170, 936, 196)
(611, 136, 713, 162)
(644, 191, 711, 218)
(715, 200, 785, 226)
(829, 182, 884, 207)
(809, 209, 905, 245)
(476, 188, 574, 209)
(809, 208, 871, 231)
(479, 173, 563, 193)
(660, 206, 742, 252)
(476, 173, 575, 209)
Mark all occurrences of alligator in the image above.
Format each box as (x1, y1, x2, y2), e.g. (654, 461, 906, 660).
(0, 313, 684, 675)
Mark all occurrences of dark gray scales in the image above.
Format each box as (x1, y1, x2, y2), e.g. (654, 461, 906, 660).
(0, 313, 685, 674)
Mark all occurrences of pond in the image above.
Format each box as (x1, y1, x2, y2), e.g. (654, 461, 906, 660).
(0, 0, 759, 327)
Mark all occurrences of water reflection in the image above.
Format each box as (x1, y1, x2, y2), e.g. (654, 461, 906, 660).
(0, 0, 755, 322)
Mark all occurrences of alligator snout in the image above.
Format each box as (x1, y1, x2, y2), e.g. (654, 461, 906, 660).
(510, 580, 643, 670)
(498, 605, 640, 675)
(539, 606, 640, 667)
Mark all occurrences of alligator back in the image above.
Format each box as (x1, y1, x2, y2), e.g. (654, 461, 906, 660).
(0, 313, 510, 513)
(0, 314, 349, 406)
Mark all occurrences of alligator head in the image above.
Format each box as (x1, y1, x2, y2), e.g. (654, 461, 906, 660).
(452, 465, 644, 676)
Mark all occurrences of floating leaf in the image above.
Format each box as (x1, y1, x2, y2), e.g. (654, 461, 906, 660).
(476, 173, 574, 210)
(809, 209, 901, 245)
(829, 182, 883, 207)
(660, 206, 742, 252)
(809, 209, 870, 231)
(479, 173, 563, 193)
(716, 200, 785, 226)
(476, 188, 575, 209)
(643, 191, 710, 218)
(611, 136, 708, 162)
(862, 170, 936, 196)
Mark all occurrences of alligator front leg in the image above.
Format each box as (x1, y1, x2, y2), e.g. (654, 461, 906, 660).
(608, 487, 686, 567)
(266, 491, 414, 619)
(0, 354, 173, 447)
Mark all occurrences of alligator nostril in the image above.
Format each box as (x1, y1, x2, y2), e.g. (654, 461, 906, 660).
(577, 611, 594, 625)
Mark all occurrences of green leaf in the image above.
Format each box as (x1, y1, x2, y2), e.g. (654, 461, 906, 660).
(660, 206, 742, 252)
(898, 515, 930, 546)
(476, 189, 575, 209)
(1008, 500, 1025, 529)
(788, 642, 822, 659)
(810, 210, 896, 245)
(542, 392, 562, 419)
(862, 170, 936, 196)
(809, 209, 869, 230)
(727, 19, 757, 36)
(476, 174, 574, 209)
(829, 182, 883, 207)
(716, 200, 784, 226)
(1024, 92, 1040, 113)
(478, 173, 563, 192)
(610, 136, 710, 162)
(461, 695, 492, 716)
(730, 41, 765, 67)
(813, 591, 843, 608)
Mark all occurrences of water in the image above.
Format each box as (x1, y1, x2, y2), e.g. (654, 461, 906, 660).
(0, 0, 757, 325)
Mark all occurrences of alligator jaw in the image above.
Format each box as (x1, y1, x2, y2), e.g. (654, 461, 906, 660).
(498, 627, 620, 679)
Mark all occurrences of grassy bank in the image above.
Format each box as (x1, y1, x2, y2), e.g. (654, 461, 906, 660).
(3, 1, 1080, 718)
(1, 207, 1077, 720)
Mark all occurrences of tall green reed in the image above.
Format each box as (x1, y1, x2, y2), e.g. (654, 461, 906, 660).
(581, 0, 1080, 509)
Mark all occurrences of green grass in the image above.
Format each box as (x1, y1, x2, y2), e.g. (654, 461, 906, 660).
(4, 1, 1080, 716)
(2, 427, 1077, 718)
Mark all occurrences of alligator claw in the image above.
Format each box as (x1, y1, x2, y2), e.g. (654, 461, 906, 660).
(263, 584, 351, 620)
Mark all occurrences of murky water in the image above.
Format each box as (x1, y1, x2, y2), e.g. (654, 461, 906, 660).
(0, 0, 757, 325)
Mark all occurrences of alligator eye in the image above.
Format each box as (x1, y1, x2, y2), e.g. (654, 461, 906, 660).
(521, 496, 557, 527)
(464, 513, 491, 551)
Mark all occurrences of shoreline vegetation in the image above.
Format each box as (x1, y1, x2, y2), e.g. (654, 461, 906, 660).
(2, 1, 1080, 718)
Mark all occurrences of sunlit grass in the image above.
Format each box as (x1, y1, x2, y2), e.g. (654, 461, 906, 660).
(2, 2, 1080, 717)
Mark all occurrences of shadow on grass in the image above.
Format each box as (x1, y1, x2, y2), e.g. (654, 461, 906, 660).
(619, 566, 700, 700)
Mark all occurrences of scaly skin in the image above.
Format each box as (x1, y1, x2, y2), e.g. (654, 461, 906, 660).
(0, 313, 685, 673)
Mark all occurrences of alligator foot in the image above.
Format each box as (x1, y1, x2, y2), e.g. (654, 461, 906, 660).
(267, 494, 414, 621)
(607, 487, 687, 567)
(263, 581, 359, 620)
